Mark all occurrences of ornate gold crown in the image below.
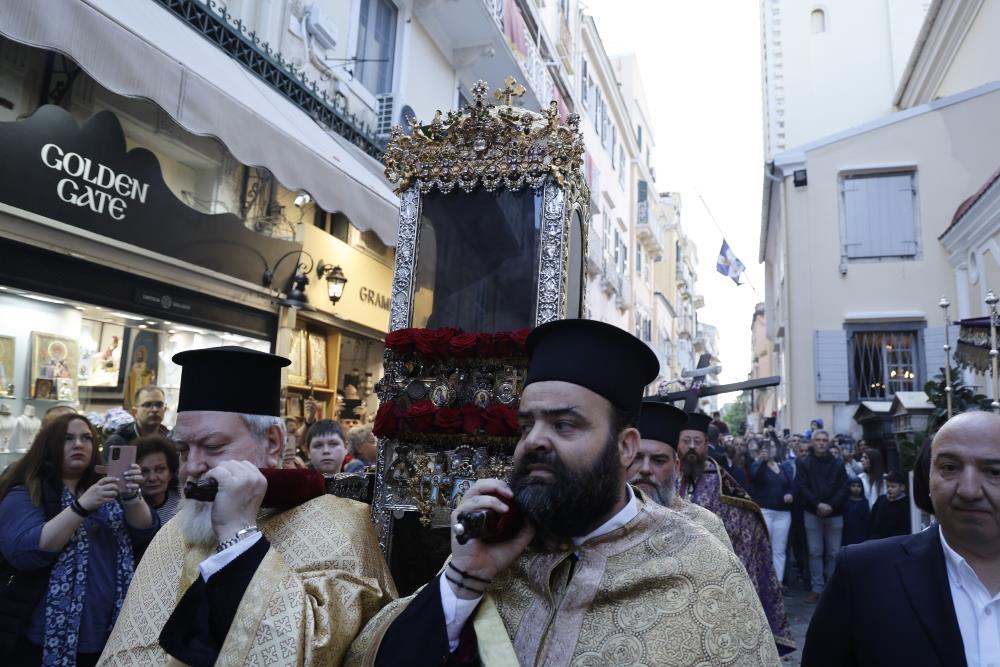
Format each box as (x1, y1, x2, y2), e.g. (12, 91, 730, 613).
(383, 78, 586, 194)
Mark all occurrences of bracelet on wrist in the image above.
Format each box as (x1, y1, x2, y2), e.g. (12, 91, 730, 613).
(69, 499, 90, 518)
(444, 572, 487, 595)
(448, 561, 492, 585)
(121, 492, 143, 504)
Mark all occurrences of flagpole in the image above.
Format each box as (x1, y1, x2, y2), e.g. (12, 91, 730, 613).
(697, 190, 761, 299)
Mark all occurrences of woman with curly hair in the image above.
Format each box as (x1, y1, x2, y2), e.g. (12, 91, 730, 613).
(0, 413, 159, 665)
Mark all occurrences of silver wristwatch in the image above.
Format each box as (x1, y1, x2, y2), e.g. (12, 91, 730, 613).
(215, 525, 260, 553)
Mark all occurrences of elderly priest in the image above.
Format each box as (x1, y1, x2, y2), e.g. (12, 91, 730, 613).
(99, 347, 396, 666)
(630, 399, 733, 551)
(347, 320, 779, 666)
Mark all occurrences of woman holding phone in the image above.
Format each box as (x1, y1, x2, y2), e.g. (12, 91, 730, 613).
(0, 413, 158, 665)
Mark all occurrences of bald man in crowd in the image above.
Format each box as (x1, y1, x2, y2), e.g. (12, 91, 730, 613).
(804, 411, 1000, 666)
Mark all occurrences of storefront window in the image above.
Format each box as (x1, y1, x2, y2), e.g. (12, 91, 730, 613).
(0, 286, 268, 463)
(336, 333, 384, 427)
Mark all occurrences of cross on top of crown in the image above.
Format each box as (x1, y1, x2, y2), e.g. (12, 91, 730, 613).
(494, 76, 527, 105)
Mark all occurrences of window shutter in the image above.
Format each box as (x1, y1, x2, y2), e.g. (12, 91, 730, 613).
(922, 325, 960, 382)
(842, 173, 917, 258)
(814, 330, 849, 401)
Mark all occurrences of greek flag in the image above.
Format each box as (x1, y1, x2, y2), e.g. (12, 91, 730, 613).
(716, 240, 745, 285)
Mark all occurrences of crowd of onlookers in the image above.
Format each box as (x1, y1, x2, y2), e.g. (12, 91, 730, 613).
(708, 412, 914, 602)
(0, 385, 378, 662)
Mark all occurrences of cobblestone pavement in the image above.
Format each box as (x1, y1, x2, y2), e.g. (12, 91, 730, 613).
(781, 586, 816, 665)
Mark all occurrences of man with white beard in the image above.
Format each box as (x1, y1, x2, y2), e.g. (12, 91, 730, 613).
(99, 347, 396, 666)
(628, 399, 732, 550)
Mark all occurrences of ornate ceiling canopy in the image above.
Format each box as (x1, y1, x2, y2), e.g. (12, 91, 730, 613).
(383, 78, 586, 195)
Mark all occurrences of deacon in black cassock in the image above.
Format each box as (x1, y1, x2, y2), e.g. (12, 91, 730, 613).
(347, 320, 778, 666)
(99, 347, 396, 666)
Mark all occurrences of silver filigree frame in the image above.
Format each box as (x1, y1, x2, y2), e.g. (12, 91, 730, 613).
(372, 176, 591, 555)
(387, 186, 421, 333)
(536, 177, 591, 324)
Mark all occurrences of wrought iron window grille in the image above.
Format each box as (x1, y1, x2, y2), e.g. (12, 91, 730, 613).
(852, 331, 918, 401)
(153, 0, 385, 159)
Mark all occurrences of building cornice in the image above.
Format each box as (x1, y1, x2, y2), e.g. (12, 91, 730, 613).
(893, 0, 984, 109)
(941, 175, 1000, 269)
(770, 80, 1000, 179)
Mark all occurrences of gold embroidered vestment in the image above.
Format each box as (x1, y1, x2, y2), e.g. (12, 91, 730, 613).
(99, 495, 397, 666)
(348, 498, 779, 666)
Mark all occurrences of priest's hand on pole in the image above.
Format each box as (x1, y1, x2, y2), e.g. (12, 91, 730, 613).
(448, 479, 535, 600)
(206, 460, 267, 545)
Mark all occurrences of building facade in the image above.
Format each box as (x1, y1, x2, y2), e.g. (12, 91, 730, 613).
(0, 0, 709, 446)
(759, 0, 1000, 438)
(760, 0, 928, 158)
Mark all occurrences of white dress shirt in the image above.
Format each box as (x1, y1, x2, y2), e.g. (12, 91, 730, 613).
(939, 526, 1000, 667)
(199, 531, 264, 581)
(441, 485, 639, 651)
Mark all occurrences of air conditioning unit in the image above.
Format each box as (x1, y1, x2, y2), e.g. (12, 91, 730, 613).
(305, 3, 338, 50)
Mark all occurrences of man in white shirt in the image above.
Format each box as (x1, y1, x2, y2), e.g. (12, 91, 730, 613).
(803, 410, 1000, 667)
(347, 319, 778, 666)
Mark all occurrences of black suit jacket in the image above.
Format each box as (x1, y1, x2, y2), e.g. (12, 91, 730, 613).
(802, 528, 967, 667)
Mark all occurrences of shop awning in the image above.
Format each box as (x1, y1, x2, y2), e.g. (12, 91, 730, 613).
(0, 0, 401, 245)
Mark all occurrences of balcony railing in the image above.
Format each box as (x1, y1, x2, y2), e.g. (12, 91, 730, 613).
(585, 231, 604, 276)
(615, 275, 631, 310)
(154, 0, 384, 158)
(486, 0, 556, 106)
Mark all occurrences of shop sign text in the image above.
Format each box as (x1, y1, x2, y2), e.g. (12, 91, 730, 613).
(41, 143, 149, 221)
(359, 287, 391, 311)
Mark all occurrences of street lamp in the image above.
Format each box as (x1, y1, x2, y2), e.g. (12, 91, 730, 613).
(316, 262, 348, 306)
(261, 250, 315, 311)
(939, 296, 953, 419)
(987, 290, 1000, 414)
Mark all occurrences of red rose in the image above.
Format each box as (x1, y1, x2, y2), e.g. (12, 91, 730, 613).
(483, 405, 518, 436)
(460, 404, 483, 434)
(384, 328, 417, 354)
(414, 327, 458, 358)
(510, 328, 532, 353)
(373, 401, 400, 437)
(434, 407, 463, 433)
(449, 333, 479, 358)
(492, 332, 513, 356)
(406, 400, 438, 431)
(475, 333, 496, 357)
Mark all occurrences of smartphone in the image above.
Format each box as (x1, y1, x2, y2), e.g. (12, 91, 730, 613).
(98, 445, 137, 492)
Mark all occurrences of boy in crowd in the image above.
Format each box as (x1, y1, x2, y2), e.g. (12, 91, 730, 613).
(841, 478, 870, 546)
(869, 471, 911, 539)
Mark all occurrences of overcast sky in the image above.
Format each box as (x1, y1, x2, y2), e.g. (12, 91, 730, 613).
(584, 0, 765, 399)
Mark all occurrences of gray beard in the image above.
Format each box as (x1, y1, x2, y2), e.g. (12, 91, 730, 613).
(176, 498, 216, 547)
(631, 475, 676, 507)
(660, 480, 677, 507)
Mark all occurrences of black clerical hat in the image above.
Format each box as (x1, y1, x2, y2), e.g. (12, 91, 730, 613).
(173, 346, 290, 416)
(683, 412, 711, 434)
(524, 319, 659, 421)
(637, 400, 688, 448)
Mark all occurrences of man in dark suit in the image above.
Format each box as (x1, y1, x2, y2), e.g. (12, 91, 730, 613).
(802, 411, 1000, 666)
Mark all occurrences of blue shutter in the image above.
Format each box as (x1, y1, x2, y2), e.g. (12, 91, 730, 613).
(842, 173, 917, 258)
(815, 330, 849, 401)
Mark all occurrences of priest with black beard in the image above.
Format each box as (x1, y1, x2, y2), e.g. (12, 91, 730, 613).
(347, 320, 779, 666)
(677, 413, 796, 655)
